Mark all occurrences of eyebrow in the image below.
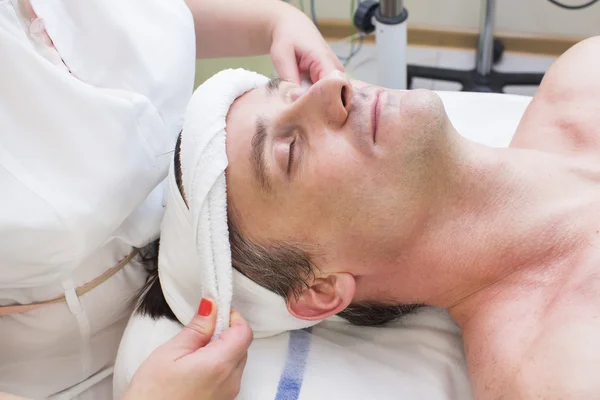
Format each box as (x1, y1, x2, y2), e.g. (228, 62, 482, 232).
(266, 77, 282, 95)
(251, 115, 272, 193)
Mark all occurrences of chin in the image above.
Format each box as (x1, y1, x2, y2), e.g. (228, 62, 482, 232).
(399, 89, 445, 122)
(378, 89, 446, 148)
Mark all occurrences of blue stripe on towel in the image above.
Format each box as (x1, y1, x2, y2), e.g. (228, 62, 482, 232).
(274, 328, 313, 400)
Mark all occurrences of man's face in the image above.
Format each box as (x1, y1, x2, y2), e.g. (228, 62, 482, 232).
(225, 72, 450, 300)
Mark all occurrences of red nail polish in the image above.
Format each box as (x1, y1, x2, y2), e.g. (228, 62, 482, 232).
(198, 298, 212, 316)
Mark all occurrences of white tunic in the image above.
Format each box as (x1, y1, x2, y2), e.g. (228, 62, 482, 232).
(0, 0, 195, 398)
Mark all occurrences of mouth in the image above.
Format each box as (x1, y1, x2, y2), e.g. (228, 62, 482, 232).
(371, 90, 382, 143)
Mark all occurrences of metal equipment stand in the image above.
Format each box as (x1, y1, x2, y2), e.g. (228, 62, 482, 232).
(406, 0, 545, 92)
(354, 0, 409, 89)
(374, 0, 409, 89)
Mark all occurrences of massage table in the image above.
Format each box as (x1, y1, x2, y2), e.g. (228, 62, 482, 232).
(113, 90, 533, 400)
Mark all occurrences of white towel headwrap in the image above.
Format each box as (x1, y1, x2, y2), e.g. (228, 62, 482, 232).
(158, 69, 321, 340)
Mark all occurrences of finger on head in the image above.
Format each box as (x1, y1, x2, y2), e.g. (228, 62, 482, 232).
(271, 43, 300, 84)
(313, 57, 346, 83)
(309, 65, 323, 85)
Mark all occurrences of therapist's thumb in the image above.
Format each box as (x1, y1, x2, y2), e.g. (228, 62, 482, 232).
(168, 298, 217, 356)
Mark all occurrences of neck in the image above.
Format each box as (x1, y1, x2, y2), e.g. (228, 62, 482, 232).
(384, 134, 600, 325)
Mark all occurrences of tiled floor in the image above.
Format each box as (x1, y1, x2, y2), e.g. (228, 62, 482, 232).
(329, 41, 557, 97)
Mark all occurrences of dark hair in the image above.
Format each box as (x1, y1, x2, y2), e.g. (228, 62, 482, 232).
(136, 133, 422, 326)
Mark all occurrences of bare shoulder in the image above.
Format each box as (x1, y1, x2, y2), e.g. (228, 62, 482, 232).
(511, 36, 600, 155)
(461, 258, 600, 400)
(466, 310, 600, 400)
(504, 318, 600, 399)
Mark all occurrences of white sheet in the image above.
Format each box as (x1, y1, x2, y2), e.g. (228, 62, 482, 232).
(114, 90, 532, 400)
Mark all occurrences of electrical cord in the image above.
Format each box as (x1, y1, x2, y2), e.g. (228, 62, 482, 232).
(309, 0, 366, 66)
(547, 0, 599, 9)
(338, 33, 365, 66)
(341, 0, 365, 66)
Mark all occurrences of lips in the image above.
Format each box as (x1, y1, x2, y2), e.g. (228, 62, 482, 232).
(371, 90, 382, 143)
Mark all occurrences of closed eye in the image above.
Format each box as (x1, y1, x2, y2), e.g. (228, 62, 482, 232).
(287, 139, 296, 174)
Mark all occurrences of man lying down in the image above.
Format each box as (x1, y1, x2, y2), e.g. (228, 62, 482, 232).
(122, 36, 600, 399)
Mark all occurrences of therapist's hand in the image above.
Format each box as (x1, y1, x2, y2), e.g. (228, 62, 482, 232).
(270, 7, 344, 85)
(123, 299, 252, 400)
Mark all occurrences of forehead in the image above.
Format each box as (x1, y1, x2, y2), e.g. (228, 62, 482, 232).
(225, 85, 271, 171)
(224, 84, 273, 213)
(227, 85, 273, 134)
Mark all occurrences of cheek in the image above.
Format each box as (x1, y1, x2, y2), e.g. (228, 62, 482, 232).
(301, 141, 372, 224)
(307, 140, 407, 226)
(308, 139, 361, 189)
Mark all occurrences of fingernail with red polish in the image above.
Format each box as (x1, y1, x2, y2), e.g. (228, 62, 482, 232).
(198, 298, 212, 316)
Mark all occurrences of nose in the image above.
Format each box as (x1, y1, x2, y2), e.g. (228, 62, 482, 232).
(292, 71, 353, 127)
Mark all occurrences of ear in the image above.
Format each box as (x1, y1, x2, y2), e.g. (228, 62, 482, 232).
(286, 273, 356, 321)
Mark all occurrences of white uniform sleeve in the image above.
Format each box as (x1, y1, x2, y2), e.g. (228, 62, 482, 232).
(0, 0, 195, 287)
